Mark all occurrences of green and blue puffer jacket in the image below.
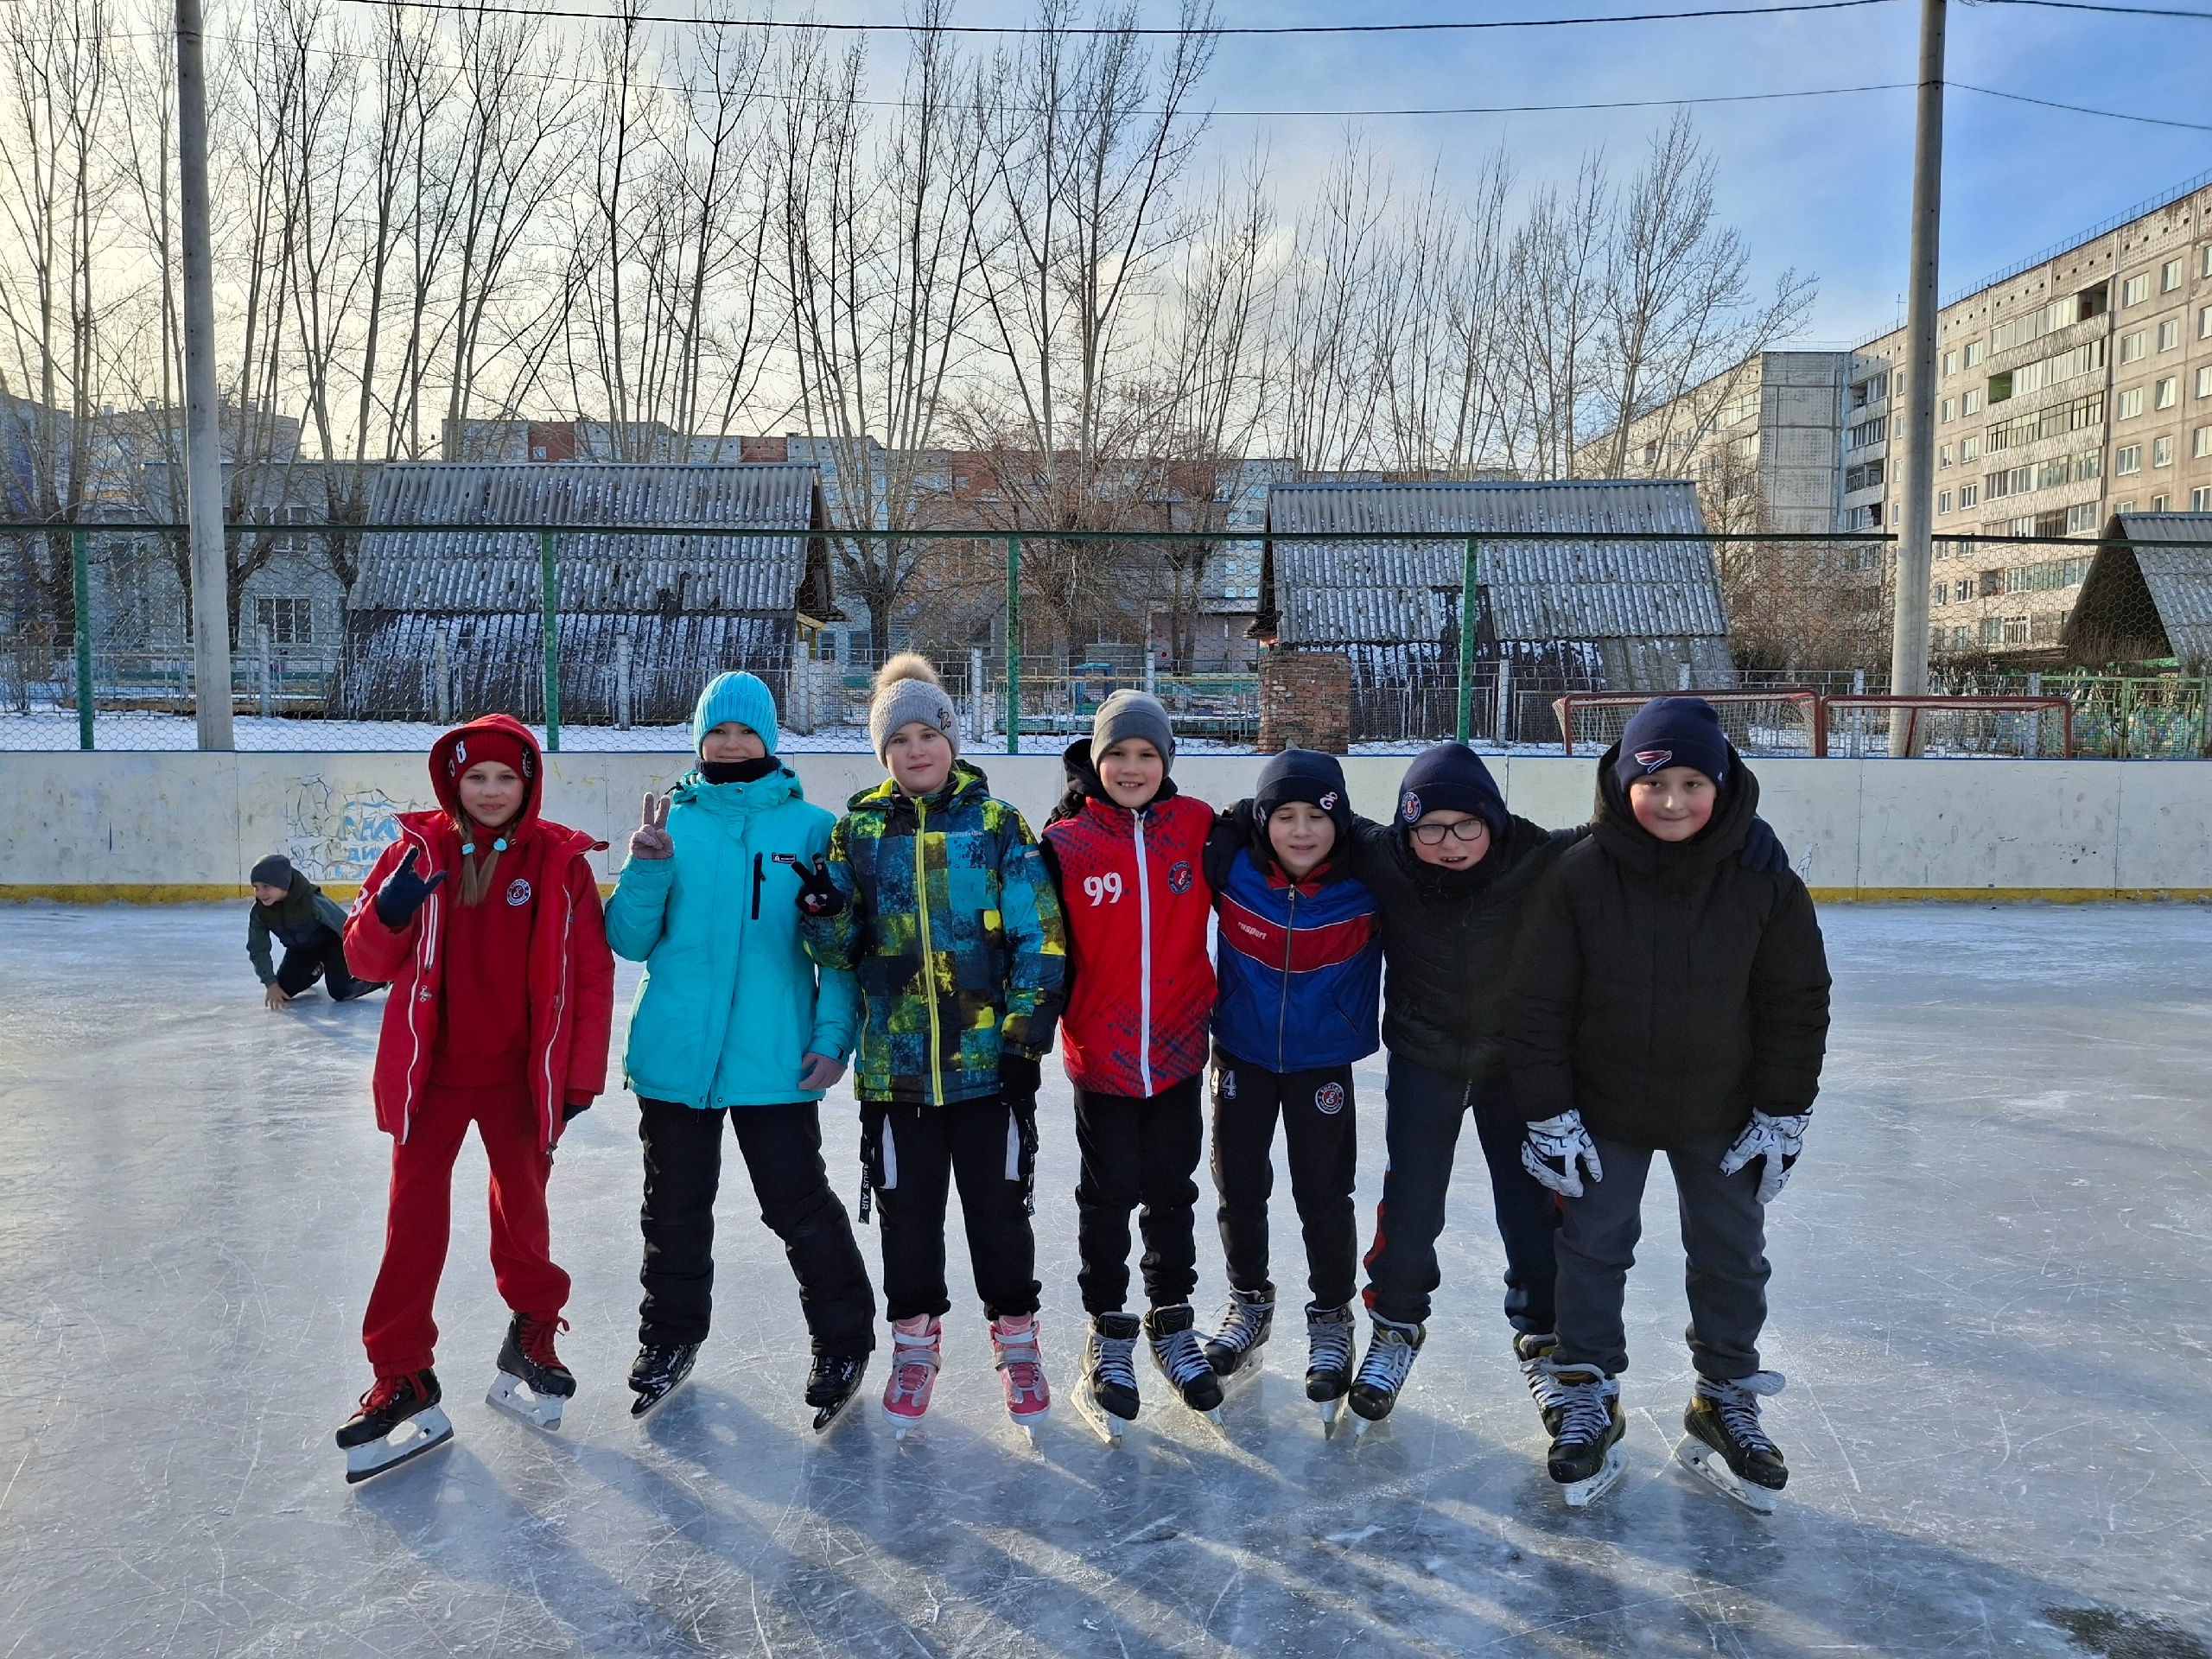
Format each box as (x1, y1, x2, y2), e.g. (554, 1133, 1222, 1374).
(802, 762, 1066, 1105)
(606, 765, 859, 1109)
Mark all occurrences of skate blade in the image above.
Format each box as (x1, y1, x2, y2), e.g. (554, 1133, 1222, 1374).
(811, 1360, 870, 1434)
(1560, 1443, 1628, 1509)
(343, 1407, 454, 1484)
(1074, 1390, 1129, 1446)
(1007, 1406, 1050, 1445)
(1217, 1351, 1266, 1392)
(884, 1405, 925, 1441)
(486, 1372, 565, 1432)
(629, 1379, 685, 1420)
(1674, 1435, 1779, 1514)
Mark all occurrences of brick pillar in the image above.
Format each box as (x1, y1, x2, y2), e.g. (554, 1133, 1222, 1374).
(1258, 650, 1351, 753)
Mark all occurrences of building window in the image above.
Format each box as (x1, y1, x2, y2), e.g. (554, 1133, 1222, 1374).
(2117, 499, 2137, 514)
(1942, 350, 1958, 377)
(2156, 376, 2178, 410)
(1955, 582, 1974, 602)
(2115, 445, 2142, 474)
(2158, 319, 2180, 352)
(2151, 493, 2169, 511)
(2067, 502, 2098, 534)
(1891, 502, 1902, 524)
(1942, 397, 1955, 423)
(2117, 387, 2144, 420)
(2194, 486, 2211, 512)
(2195, 424, 2212, 459)
(2203, 246, 2212, 278)
(1960, 482, 1978, 506)
(1961, 434, 1980, 461)
(255, 596, 314, 646)
(1931, 581, 1948, 606)
(2123, 273, 2150, 306)
(2153, 435, 2174, 467)
(1939, 490, 1953, 514)
(1847, 417, 1885, 449)
(2199, 365, 2212, 399)
(2163, 257, 2184, 292)
(2120, 331, 2148, 363)
(1964, 340, 1984, 368)
(1963, 389, 1982, 414)
(1940, 444, 1954, 467)
(2077, 448, 2101, 480)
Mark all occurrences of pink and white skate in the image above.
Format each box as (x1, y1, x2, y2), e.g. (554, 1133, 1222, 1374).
(881, 1315, 941, 1441)
(990, 1314, 1052, 1442)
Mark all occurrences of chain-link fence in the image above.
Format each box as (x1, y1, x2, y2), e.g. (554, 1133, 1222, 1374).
(1, 521, 2203, 756)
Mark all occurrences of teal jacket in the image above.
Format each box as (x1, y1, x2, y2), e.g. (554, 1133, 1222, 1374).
(606, 766, 861, 1109)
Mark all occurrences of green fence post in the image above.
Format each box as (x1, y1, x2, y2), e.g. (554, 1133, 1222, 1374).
(539, 529, 561, 753)
(1005, 534, 1020, 756)
(1456, 536, 1479, 743)
(72, 527, 93, 750)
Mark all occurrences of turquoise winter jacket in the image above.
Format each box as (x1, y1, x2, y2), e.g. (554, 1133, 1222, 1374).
(606, 765, 861, 1109)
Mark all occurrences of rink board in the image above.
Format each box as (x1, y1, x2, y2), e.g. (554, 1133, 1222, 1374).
(1, 750, 2209, 901)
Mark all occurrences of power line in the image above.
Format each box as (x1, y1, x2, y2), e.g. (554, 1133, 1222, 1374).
(336, 0, 1904, 33)
(1956, 81, 2212, 130)
(1980, 0, 2212, 18)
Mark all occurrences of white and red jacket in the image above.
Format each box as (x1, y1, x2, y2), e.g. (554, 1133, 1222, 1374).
(1041, 780, 1217, 1097)
(343, 715, 614, 1153)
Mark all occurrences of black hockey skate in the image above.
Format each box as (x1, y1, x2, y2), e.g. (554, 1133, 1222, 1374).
(1541, 1358, 1627, 1508)
(1676, 1372, 1789, 1513)
(1344, 1313, 1419, 1436)
(1204, 1288, 1273, 1387)
(805, 1352, 870, 1433)
(1515, 1332, 1569, 1434)
(628, 1342, 700, 1418)
(1304, 1303, 1358, 1433)
(488, 1313, 575, 1430)
(1145, 1304, 1224, 1423)
(336, 1369, 454, 1484)
(1076, 1313, 1143, 1445)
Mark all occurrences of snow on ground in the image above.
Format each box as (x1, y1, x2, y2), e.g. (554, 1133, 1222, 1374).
(0, 901, 2207, 1656)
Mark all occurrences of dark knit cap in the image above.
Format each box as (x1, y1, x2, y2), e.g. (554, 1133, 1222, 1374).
(1613, 696, 1731, 791)
(1396, 741, 1508, 838)
(1255, 748, 1353, 836)
(250, 854, 295, 889)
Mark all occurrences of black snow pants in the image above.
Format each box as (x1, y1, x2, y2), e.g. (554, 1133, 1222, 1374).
(1072, 1073, 1205, 1315)
(861, 1096, 1041, 1325)
(1210, 1046, 1359, 1311)
(276, 925, 374, 1000)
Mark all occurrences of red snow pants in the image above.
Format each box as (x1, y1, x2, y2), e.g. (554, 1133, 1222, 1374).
(362, 1079, 569, 1374)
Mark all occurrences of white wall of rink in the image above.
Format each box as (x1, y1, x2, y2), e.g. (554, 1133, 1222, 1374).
(3, 749, 2209, 899)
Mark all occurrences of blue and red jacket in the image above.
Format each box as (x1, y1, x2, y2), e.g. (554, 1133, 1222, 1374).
(1204, 803, 1382, 1073)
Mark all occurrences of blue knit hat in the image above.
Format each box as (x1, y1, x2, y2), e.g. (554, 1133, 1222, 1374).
(691, 671, 780, 755)
(1396, 741, 1508, 839)
(1613, 696, 1729, 791)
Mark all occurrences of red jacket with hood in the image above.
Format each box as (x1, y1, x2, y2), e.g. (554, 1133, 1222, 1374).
(343, 715, 614, 1152)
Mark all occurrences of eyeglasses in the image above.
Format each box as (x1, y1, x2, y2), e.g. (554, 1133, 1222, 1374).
(1410, 817, 1489, 846)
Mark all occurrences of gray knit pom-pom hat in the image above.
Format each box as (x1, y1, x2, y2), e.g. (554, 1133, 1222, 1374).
(868, 652, 961, 763)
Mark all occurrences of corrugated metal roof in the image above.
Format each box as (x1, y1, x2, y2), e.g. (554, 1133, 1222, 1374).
(354, 462, 828, 614)
(1263, 480, 1726, 646)
(2065, 512, 2212, 666)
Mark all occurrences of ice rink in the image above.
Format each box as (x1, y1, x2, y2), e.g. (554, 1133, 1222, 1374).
(1, 900, 2207, 1657)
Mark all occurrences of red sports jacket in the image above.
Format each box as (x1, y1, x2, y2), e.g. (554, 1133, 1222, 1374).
(343, 716, 614, 1152)
(1042, 788, 1217, 1097)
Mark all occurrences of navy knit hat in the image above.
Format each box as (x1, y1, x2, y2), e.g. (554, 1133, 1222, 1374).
(1614, 696, 1730, 791)
(1396, 741, 1508, 839)
(1255, 748, 1353, 837)
(250, 853, 295, 889)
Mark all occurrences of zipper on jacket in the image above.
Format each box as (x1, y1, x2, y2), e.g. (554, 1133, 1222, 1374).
(1277, 886, 1297, 1073)
(1135, 810, 1154, 1096)
(752, 853, 765, 920)
(913, 798, 944, 1105)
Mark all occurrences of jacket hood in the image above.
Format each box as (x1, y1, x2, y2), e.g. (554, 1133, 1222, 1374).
(429, 714, 545, 842)
(1049, 737, 1180, 826)
(1591, 739, 1758, 874)
(676, 761, 802, 817)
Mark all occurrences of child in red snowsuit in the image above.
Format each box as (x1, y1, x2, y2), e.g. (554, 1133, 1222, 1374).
(333, 715, 614, 1472)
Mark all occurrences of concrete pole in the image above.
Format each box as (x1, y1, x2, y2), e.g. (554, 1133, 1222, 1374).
(1887, 0, 1945, 755)
(175, 0, 233, 750)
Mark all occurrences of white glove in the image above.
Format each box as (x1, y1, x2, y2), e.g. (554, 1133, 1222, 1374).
(1719, 1110, 1807, 1205)
(1522, 1111, 1604, 1198)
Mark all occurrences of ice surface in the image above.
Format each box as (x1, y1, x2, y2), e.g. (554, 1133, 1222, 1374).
(0, 901, 2207, 1656)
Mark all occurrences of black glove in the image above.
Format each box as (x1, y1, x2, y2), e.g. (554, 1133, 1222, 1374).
(1738, 816, 1790, 875)
(998, 1051, 1042, 1105)
(374, 847, 448, 928)
(562, 1099, 592, 1123)
(792, 854, 846, 918)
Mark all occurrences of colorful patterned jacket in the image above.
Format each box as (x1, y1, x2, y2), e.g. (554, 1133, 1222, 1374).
(802, 762, 1066, 1105)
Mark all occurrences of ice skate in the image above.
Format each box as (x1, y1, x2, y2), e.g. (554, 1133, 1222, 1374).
(1515, 1332, 1570, 1434)
(1344, 1312, 1419, 1437)
(1675, 1371, 1789, 1514)
(1203, 1288, 1273, 1389)
(487, 1312, 575, 1431)
(1541, 1358, 1627, 1508)
(335, 1370, 454, 1484)
(882, 1315, 942, 1440)
(1076, 1313, 1142, 1445)
(805, 1352, 869, 1433)
(990, 1313, 1052, 1441)
(1146, 1304, 1225, 1425)
(1302, 1302, 1357, 1433)
(627, 1342, 700, 1418)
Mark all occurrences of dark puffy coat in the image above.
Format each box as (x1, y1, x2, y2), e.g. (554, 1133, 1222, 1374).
(1344, 813, 1585, 1083)
(1505, 748, 1831, 1150)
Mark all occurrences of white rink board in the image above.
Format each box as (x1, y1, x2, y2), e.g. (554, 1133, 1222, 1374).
(2, 749, 2209, 899)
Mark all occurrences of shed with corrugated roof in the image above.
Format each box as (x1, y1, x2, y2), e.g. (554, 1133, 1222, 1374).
(339, 462, 834, 724)
(2062, 512, 2212, 668)
(1260, 480, 1734, 692)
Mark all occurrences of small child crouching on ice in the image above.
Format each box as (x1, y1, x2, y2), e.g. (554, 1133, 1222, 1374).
(332, 715, 614, 1482)
(1507, 696, 1830, 1510)
(798, 655, 1066, 1440)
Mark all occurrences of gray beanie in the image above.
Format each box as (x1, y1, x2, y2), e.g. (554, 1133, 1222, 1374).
(250, 853, 295, 889)
(1090, 689, 1175, 768)
(869, 652, 961, 763)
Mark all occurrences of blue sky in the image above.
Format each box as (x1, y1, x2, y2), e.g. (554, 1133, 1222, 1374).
(827, 0, 2212, 349)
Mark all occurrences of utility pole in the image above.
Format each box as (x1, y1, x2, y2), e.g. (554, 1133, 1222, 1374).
(1888, 0, 1944, 754)
(175, 0, 233, 750)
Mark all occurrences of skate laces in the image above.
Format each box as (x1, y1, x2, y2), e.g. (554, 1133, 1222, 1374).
(1352, 1321, 1415, 1392)
(1308, 1308, 1355, 1373)
(1212, 1293, 1271, 1356)
(1541, 1361, 1618, 1445)
(359, 1373, 420, 1414)
(1090, 1329, 1139, 1392)
(517, 1313, 569, 1368)
(1698, 1372, 1783, 1454)
(1154, 1324, 1213, 1388)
